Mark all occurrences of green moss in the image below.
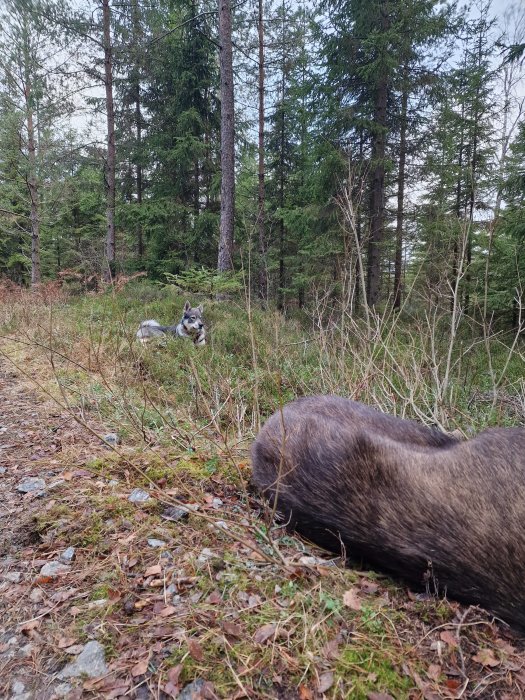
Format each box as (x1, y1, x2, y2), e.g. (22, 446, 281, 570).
(336, 643, 413, 699)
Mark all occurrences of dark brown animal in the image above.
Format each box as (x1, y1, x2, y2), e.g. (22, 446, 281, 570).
(251, 395, 525, 630)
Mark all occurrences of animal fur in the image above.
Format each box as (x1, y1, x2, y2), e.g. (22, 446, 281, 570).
(136, 301, 206, 346)
(251, 395, 525, 630)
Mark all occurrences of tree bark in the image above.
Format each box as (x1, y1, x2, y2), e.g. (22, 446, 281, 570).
(257, 0, 267, 302)
(131, 0, 143, 260)
(22, 20, 40, 287)
(102, 0, 116, 282)
(217, 0, 235, 273)
(393, 63, 408, 310)
(366, 3, 389, 308)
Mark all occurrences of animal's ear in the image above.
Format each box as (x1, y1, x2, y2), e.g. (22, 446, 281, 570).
(198, 304, 203, 313)
(184, 301, 190, 311)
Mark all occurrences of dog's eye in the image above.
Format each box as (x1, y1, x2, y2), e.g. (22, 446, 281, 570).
(190, 316, 196, 321)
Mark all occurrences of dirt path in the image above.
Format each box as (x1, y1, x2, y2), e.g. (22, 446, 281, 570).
(0, 362, 104, 699)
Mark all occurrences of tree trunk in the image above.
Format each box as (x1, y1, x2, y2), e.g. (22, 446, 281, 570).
(22, 22, 40, 287)
(257, 0, 267, 303)
(102, 0, 116, 282)
(217, 0, 235, 273)
(393, 63, 409, 310)
(131, 0, 143, 260)
(366, 3, 389, 308)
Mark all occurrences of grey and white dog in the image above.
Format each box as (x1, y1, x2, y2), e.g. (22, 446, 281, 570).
(136, 301, 206, 346)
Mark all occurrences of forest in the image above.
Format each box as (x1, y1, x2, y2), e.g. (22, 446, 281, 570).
(0, 0, 523, 319)
(1, 1, 525, 698)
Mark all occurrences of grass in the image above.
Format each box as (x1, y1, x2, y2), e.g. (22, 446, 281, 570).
(1, 280, 524, 698)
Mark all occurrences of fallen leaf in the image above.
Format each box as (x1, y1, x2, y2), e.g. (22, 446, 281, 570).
(222, 621, 243, 638)
(159, 606, 177, 618)
(57, 636, 78, 649)
(426, 664, 442, 681)
(33, 575, 54, 585)
(108, 588, 122, 603)
(144, 564, 162, 577)
(317, 671, 334, 693)
(439, 630, 459, 648)
(206, 590, 222, 605)
(472, 648, 501, 667)
(253, 623, 277, 644)
(131, 655, 150, 677)
(298, 685, 313, 700)
(188, 638, 205, 662)
(343, 588, 362, 610)
(167, 664, 183, 685)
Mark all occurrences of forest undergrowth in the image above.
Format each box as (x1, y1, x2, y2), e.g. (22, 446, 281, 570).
(0, 279, 524, 699)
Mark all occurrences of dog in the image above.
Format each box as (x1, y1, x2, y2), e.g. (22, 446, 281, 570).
(136, 301, 206, 346)
(251, 395, 525, 630)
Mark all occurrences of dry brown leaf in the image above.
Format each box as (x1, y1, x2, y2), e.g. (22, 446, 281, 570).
(317, 671, 334, 693)
(439, 630, 459, 648)
(222, 621, 243, 638)
(343, 588, 362, 611)
(57, 636, 77, 649)
(131, 655, 150, 677)
(206, 590, 222, 605)
(144, 564, 162, 577)
(426, 664, 442, 681)
(188, 638, 205, 662)
(253, 623, 277, 644)
(159, 605, 177, 618)
(472, 648, 501, 667)
(298, 685, 313, 700)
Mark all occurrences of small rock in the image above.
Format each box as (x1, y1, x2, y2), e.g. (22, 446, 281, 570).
(3, 572, 22, 583)
(29, 588, 44, 603)
(197, 548, 215, 563)
(19, 643, 33, 658)
(16, 477, 46, 494)
(58, 547, 76, 564)
(50, 683, 73, 699)
(211, 497, 223, 509)
(128, 488, 150, 503)
(161, 505, 190, 522)
(108, 479, 119, 487)
(147, 538, 166, 548)
(59, 640, 108, 679)
(178, 679, 213, 700)
(0, 467, 7, 474)
(40, 561, 70, 578)
(172, 594, 182, 604)
(103, 433, 120, 448)
(211, 520, 228, 530)
(10, 679, 31, 700)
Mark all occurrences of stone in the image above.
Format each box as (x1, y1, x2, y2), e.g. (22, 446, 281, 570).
(59, 640, 108, 679)
(29, 589, 44, 603)
(3, 572, 22, 583)
(178, 679, 213, 700)
(10, 679, 31, 700)
(58, 547, 76, 564)
(103, 433, 120, 448)
(161, 505, 189, 522)
(40, 561, 70, 577)
(0, 467, 7, 474)
(51, 683, 73, 698)
(108, 479, 119, 487)
(147, 538, 166, 548)
(16, 477, 45, 494)
(197, 548, 215, 563)
(211, 497, 223, 509)
(128, 488, 150, 503)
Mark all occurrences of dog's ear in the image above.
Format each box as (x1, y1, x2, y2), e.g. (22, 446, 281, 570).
(198, 304, 203, 313)
(184, 301, 190, 311)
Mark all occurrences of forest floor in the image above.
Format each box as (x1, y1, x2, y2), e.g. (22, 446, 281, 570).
(1, 358, 525, 700)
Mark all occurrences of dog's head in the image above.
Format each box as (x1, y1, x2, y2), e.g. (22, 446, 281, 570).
(181, 301, 204, 335)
